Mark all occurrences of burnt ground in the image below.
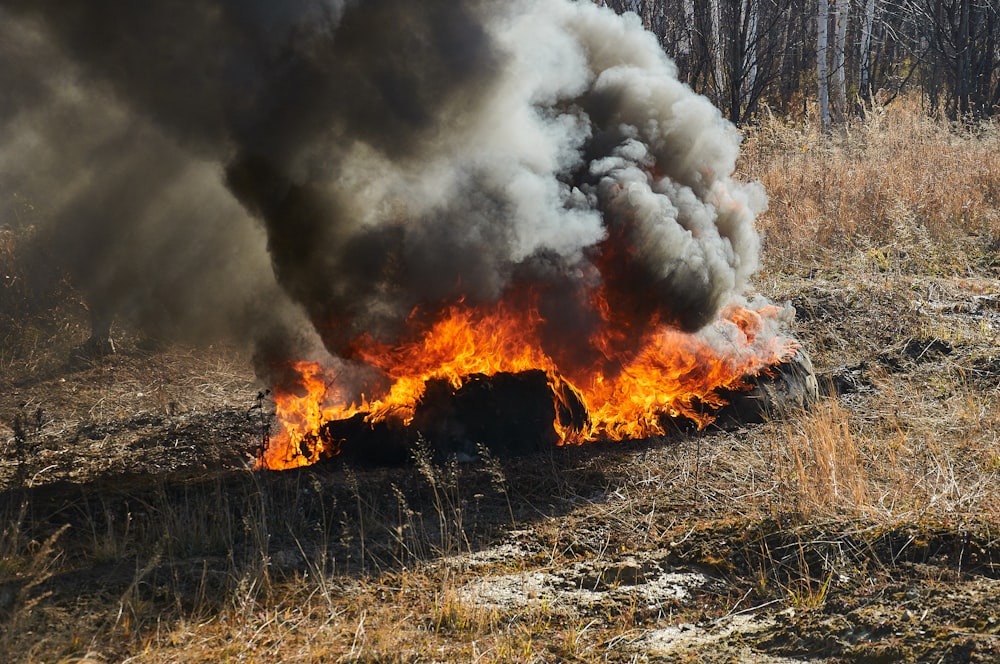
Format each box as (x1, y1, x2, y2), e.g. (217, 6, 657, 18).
(3, 265, 1000, 662)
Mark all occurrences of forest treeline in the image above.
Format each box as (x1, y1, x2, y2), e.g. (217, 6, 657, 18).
(597, 0, 1000, 126)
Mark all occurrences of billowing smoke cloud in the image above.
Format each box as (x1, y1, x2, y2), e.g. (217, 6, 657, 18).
(1, 0, 766, 388)
(0, 8, 307, 347)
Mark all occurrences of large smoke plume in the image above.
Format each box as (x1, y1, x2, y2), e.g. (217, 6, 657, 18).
(1, 0, 769, 390)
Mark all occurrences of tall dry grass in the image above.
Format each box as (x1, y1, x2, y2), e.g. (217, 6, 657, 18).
(741, 97, 1000, 274)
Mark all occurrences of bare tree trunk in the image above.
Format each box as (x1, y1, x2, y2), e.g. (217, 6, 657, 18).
(744, 0, 760, 118)
(832, 0, 849, 122)
(710, 0, 725, 102)
(988, 7, 1000, 114)
(858, 0, 876, 104)
(641, 0, 654, 33)
(957, 0, 971, 117)
(727, 2, 744, 122)
(775, 5, 797, 116)
(688, 0, 717, 96)
(817, 0, 831, 131)
(681, 0, 695, 58)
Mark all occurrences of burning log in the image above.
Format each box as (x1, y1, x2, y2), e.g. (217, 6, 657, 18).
(411, 370, 589, 459)
(290, 350, 817, 468)
(259, 301, 807, 471)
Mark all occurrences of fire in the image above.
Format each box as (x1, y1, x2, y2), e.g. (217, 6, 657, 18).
(258, 293, 797, 471)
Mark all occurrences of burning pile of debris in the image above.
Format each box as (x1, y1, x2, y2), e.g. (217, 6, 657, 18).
(227, 0, 822, 470)
(2, 0, 818, 472)
(260, 304, 817, 469)
(279, 355, 817, 467)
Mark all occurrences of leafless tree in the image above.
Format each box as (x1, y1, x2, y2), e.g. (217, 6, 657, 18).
(596, 0, 999, 124)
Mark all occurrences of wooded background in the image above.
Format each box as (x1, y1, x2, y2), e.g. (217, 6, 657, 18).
(597, 0, 1000, 127)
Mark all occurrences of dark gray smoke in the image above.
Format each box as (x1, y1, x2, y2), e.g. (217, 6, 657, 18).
(0, 8, 307, 347)
(1, 0, 767, 387)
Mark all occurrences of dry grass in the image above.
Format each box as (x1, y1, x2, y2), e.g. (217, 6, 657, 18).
(4, 98, 1000, 662)
(742, 96, 1000, 275)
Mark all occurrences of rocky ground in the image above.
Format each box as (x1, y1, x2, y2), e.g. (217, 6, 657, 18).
(2, 261, 1000, 662)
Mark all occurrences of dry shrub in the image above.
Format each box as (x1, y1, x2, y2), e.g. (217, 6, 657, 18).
(741, 97, 1000, 273)
(0, 223, 86, 373)
(770, 372, 1000, 524)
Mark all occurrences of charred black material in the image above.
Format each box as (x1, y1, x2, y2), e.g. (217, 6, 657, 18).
(318, 370, 589, 465)
(711, 351, 819, 428)
(313, 354, 817, 467)
(320, 413, 412, 467)
(411, 370, 588, 460)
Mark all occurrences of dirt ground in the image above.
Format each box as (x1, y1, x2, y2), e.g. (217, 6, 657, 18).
(3, 260, 1000, 662)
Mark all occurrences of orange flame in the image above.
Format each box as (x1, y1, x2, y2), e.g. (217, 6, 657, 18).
(258, 296, 797, 471)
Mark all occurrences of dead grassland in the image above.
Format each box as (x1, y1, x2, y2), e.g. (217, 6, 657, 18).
(3, 99, 1000, 662)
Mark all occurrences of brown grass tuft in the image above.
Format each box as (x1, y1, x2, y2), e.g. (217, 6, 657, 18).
(784, 398, 868, 517)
